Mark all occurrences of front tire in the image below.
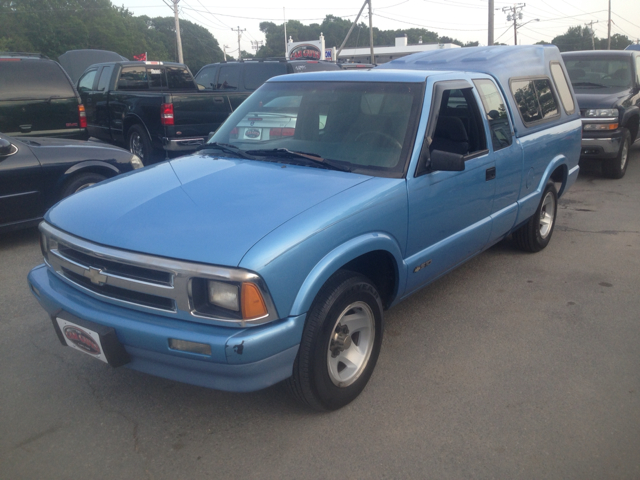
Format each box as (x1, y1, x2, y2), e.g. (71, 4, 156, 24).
(602, 128, 630, 179)
(513, 181, 558, 253)
(61, 172, 107, 198)
(286, 271, 383, 411)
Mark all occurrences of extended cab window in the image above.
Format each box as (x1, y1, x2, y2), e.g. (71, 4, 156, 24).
(473, 79, 512, 151)
(78, 69, 97, 92)
(430, 87, 487, 157)
(510, 78, 559, 124)
(117, 66, 148, 90)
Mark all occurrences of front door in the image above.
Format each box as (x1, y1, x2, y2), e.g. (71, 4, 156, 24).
(405, 81, 495, 295)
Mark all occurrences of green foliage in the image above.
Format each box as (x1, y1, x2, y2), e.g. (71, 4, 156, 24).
(551, 25, 632, 52)
(257, 15, 458, 58)
(0, 0, 223, 72)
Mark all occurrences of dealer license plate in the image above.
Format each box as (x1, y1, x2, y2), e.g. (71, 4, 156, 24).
(56, 317, 110, 363)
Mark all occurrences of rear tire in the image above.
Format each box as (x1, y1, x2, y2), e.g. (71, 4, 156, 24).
(602, 128, 630, 179)
(127, 124, 156, 164)
(61, 173, 107, 198)
(285, 270, 383, 411)
(513, 181, 558, 253)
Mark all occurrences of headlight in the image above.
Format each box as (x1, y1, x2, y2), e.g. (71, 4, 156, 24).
(584, 109, 618, 118)
(130, 154, 144, 169)
(208, 280, 239, 311)
(191, 278, 269, 321)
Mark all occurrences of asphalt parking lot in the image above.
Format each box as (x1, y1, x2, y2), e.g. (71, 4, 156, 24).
(1, 145, 639, 479)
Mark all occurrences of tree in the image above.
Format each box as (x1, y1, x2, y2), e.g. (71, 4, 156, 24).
(551, 26, 632, 52)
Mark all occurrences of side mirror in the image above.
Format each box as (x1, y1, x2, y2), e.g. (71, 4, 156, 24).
(430, 149, 465, 172)
(0, 138, 16, 157)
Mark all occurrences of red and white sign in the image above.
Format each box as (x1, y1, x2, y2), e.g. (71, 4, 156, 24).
(56, 318, 109, 363)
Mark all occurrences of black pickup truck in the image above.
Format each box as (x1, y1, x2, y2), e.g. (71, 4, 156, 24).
(76, 61, 233, 163)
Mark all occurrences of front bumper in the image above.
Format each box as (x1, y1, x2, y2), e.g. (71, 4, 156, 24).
(28, 264, 304, 392)
(580, 129, 623, 159)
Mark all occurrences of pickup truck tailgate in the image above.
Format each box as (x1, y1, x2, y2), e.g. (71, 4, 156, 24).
(167, 93, 232, 138)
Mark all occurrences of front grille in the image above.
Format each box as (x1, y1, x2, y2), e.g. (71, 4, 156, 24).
(63, 268, 176, 311)
(58, 244, 172, 285)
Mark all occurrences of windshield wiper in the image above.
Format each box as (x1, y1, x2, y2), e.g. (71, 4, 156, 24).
(196, 142, 256, 159)
(571, 82, 606, 88)
(245, 148, 350, 172)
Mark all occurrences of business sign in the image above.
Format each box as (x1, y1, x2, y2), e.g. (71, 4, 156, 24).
(287, 35, 332, 61)
(289, 44, 321, 60)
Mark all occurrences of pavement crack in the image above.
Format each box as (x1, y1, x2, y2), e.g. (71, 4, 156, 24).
(557, 226, 640, 235)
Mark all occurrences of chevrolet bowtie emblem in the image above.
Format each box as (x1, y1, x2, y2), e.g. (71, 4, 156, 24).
(84, 267, 107, 286)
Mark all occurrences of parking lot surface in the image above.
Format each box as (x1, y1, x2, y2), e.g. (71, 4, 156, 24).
(1, 145, 639, 479)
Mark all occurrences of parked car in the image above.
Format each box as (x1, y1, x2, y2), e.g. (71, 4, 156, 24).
(562, 49, 640, 178)
(75, 61, 230, 164)
(28, 45, 581, 411)
(0, 53, 88, 140)
(0, 133, 142, 233)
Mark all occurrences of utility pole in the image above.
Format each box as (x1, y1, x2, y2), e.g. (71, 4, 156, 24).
(223, 45, 228, 61)
(584, 20, 598, 50)
(488, 0, 494, 45)
(607, 0, 611, 49)
(367, 0, 375, 64)
(336, 0, 373, 61)
(502, 4, 525, 45)
(172, 0, 184, 64)
(284, 8, 288, 59)
(232, 26, 246, 61)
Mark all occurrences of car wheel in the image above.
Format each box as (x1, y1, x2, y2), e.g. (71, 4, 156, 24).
(61, 173, 107, 199)
(127, 125, 155, 164)
(602, 128, 630, 179)
(513, 181, 558, 253)
(285, 270, 383, 411)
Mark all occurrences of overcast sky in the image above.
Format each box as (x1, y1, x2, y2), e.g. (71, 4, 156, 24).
(125, 0, 639, 57)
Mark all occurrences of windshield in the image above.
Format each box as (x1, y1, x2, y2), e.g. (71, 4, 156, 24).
(564, 57, 633, 89)
(209, 81, 424, 178)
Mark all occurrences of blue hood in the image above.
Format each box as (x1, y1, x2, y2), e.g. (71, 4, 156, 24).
(46, 154, 371, 266)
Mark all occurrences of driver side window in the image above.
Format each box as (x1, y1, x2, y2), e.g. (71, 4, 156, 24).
(430, 87, 487, 157)
(78, 69, 97, 93)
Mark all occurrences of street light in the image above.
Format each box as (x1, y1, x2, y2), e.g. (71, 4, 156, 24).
(515, 18, 540, 45)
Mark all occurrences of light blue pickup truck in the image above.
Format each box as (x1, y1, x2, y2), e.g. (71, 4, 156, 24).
(28, 46, 581, 411)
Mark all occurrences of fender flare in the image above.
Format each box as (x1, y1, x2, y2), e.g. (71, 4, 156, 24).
(64, 160, 120, 177)
(288, 232, 406, 317)
(123, 114, 153, 142)
(516, 154, 569, 225)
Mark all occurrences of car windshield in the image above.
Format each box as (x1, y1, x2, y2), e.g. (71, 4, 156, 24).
(208, 81, 424, 178)
(564, 57, 633, 89)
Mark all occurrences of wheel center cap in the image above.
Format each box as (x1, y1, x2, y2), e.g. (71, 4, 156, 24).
(330, 325, 352, 357)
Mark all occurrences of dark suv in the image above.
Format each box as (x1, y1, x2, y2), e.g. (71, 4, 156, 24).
(195, 58, 341, 109)
(0, 53, 88, 140)
(562, 50, 640, 179)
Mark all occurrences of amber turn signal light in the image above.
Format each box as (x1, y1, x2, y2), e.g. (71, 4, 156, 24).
(241, 283, 268, 320)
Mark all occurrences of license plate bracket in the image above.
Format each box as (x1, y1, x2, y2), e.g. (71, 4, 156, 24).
(52, 312, 130, 367)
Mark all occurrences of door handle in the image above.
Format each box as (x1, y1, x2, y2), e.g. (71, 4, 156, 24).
(486, 167, 496, 181)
